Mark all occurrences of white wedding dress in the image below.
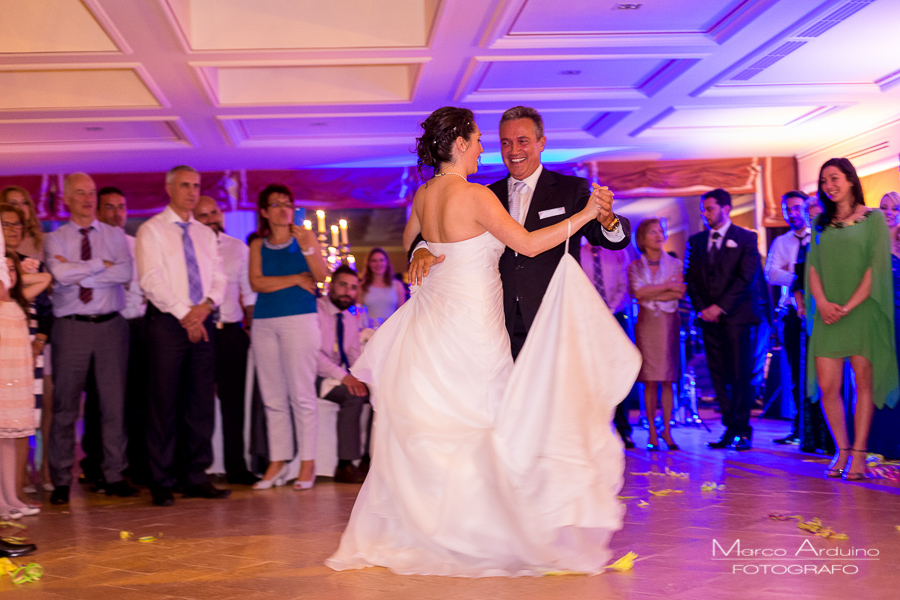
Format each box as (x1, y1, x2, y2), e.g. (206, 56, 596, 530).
(326, 231, 641, 577)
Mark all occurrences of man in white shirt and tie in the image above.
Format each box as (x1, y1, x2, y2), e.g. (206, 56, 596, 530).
(193, 195, 259, 486)
(764, 190, 811, 446)
(136, 166, 229, 506)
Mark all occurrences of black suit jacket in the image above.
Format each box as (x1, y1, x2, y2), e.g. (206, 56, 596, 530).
(488, 168, 632, 337)
(685, 223, 763, 326)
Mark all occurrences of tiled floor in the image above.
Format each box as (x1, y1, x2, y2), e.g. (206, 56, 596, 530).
(4, 413, 900, 599)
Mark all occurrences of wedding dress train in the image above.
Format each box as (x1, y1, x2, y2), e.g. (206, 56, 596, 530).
(326, 231, 641, 577)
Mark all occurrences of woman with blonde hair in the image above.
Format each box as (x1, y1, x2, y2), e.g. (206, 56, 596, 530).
(0, 187, 43, 258)
(358, 247, 406, 325)
(628, 218, 685, 451)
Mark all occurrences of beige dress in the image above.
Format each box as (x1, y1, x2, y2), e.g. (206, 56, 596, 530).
(0, 301, 35, 438)
(628, 255, 682, 383)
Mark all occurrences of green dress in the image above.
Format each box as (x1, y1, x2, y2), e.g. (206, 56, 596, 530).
(806, 208, 899, 409)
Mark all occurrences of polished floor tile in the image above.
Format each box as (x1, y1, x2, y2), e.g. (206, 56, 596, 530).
(3, 412, 898, 599)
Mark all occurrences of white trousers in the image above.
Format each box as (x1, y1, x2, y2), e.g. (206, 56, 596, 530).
(251, 313, 320, 461)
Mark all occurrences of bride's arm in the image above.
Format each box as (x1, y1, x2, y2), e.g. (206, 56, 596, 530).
(475, 187, 601, 257)
(402, 188, 424, 250)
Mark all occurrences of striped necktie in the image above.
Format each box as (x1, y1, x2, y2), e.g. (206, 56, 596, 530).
(509, 181, 526, 223)
(79, 227, 93, 303)
(176, 221, 204, 305)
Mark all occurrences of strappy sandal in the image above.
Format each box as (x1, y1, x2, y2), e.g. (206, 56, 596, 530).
(825, 448, 850, 478)
(842, 449, 869, 481)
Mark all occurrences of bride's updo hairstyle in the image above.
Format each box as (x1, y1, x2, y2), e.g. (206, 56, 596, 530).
(416, 107, 476, 178)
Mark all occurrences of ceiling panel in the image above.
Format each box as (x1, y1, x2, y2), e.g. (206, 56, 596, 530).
(165, 0, 438, 50)
(0, 0, 118, 54)
(478, 58, 665, 91)
(0, 120, 180, 144)
(0, 69, 160, 109)
(511, 0, 742, 34)
(202, 64, 420, 106)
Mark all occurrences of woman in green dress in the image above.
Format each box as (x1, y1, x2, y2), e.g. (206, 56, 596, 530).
(806, 157, 899, 480)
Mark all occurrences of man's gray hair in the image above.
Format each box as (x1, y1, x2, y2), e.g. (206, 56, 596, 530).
(499, 106, 544, 139)
(63, 172, 94, 197)
(166, 165, 199, 186)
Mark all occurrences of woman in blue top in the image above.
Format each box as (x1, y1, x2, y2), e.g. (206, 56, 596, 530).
(249, 184, 327, 490)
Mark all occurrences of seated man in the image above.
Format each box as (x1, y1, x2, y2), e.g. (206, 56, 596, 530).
(317, 265, 369, 483)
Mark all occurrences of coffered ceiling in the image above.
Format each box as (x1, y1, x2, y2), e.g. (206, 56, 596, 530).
(0, 0, 898, 175)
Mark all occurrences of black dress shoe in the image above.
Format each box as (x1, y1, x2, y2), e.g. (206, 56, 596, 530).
(50, 485, 70, 505)
(730, 436, 752, 451)
(774, 434, 800, 445)
(106, 480, 139, 497)
(182, 482, 231, 500)
(227, 471, 261, 486)
(622, 436, 635, 449)
(0, 538, 37, 558)
(334, 463, 366, 484)
(151, 485, 174, 507)
(707, 435, 735, 449)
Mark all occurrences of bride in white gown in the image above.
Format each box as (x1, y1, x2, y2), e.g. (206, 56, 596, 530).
(326, 107, 641, 577)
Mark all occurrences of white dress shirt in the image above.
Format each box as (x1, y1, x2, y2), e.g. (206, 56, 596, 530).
(217, 232, 256, 324)
(707, 219, 732, 252)
(580, 241, 637, 313)
(0, 228, 9, 289)
(121, 234, 147, 320)
(506, 164, 625, 242)
(764, 226, 810, 309)
(135, 206, 226, 320)
(316, 296, 362, 381)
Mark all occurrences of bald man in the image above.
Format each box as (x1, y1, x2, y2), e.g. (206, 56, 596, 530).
(44, 173, 137, 505)
(193, 196, 258, 485)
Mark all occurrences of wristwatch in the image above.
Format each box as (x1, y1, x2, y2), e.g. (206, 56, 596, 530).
(602, 216, 620, 232)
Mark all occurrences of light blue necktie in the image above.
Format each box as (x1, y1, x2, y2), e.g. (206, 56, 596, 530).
(176, 221, 204, 305)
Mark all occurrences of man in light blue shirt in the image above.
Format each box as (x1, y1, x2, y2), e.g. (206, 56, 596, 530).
(44, 172, 136, 505)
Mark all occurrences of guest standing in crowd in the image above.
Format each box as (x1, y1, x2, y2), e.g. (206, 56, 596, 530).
(193, 195, 259, 486)
(0, 252, 49, 530)
(880, 191, 900, 237)
(358, 247, 406, 326)
(807, 158, 898, 480)
(628, 218, 685, 451)
(95, 187, 150, 483)
(868, 211, 900, 460)
(0, 187, 43, 259)
(317, 265, 369, 484)
(45, 173, 136, 505)
(792, 194, 834, 454)
(584, 242, 638, 448)
(764, 191, 811, 446)
(1, 186, 51, 491)
(136, 166, 230, 506)
(249, 184, 327, 491)
(0, 204, 53, 498)
(686, 188, 763, 451)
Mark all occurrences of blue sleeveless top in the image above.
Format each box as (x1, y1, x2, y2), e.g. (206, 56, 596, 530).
(255, 238, 317, 319)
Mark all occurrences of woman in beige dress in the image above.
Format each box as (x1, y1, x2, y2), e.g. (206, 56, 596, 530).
(628, 218, 685, 451)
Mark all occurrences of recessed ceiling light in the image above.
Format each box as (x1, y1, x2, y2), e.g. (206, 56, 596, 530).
(617, 3, 642, 9)
(560, 70, 582, 75)
(310, 122, 327, 127)
(86, 126, 103, 131)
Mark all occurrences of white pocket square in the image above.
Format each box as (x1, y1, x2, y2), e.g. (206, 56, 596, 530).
(538, 207, 565, 219)
(725, 239, 738, 248)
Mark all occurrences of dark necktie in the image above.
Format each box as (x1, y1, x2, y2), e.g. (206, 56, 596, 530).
(79, 227, 93, 303)
(176, 222, 204, 305)
(336, 312, 350, 368)
(795, 234, 808, 265)
(708, 231, 722, 267)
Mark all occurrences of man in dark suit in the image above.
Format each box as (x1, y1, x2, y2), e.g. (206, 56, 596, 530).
(685, 188, 763, 450)
(409, 106, 632, 358)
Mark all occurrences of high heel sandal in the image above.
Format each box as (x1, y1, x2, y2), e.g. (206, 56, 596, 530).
(825, 448, 850, 478)
(646, 435, 659, 451)
(842, 449, 869, 481)
(293, 477, 315, 491)
(661, 434, 680, 451)
(252, 467, 287, 490)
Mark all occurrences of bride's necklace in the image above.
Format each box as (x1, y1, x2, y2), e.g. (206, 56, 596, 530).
(647, 259, 660, 266)
(434, 172, 468, 182)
